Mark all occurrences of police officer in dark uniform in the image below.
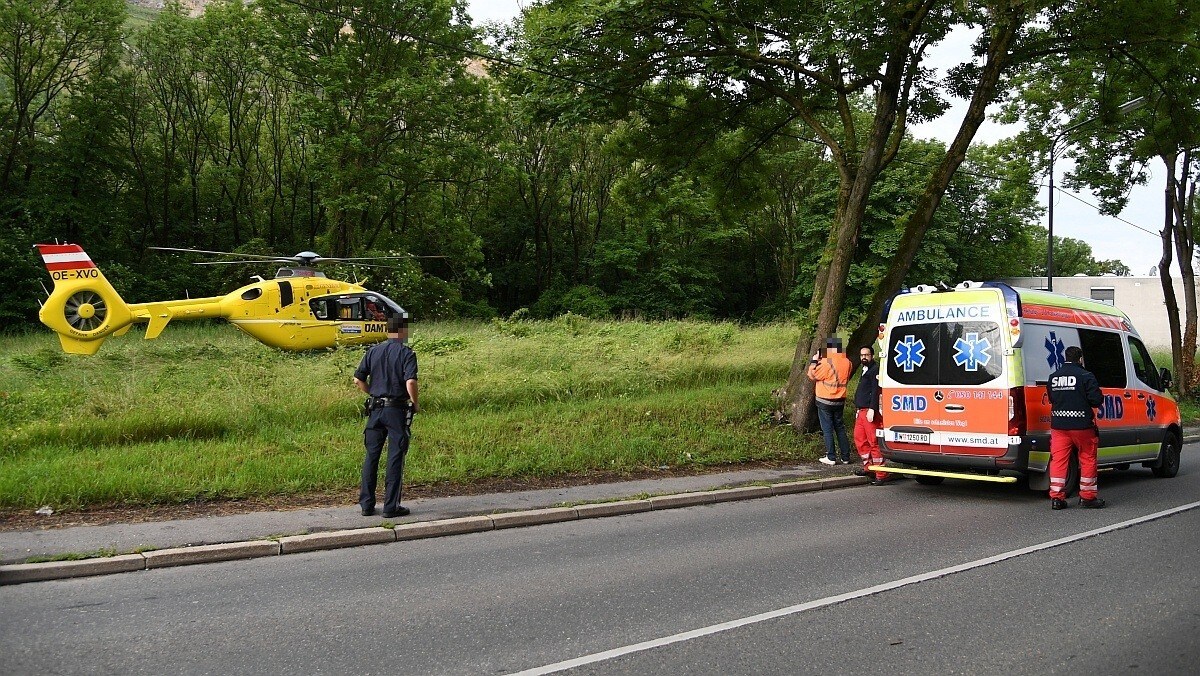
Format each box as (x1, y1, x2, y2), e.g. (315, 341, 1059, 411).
(353, 314, 419, 517)
(1047, 345, 1104, 510)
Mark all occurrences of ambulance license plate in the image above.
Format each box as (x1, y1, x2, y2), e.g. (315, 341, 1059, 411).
(895, 432, 931, 444)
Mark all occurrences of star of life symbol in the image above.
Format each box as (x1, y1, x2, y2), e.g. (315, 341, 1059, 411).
(1045, 331, 1066, 370)
(1147, 396, 1157, 421)
(953, 333, 991, 371)
(893, 335, 926, 373)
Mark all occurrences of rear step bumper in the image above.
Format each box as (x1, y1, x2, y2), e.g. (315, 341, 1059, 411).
(867, 465, 1018, 484)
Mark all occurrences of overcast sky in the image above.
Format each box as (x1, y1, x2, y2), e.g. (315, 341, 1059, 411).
(465, 1, 1167, 279)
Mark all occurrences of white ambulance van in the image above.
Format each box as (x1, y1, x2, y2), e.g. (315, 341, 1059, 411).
(874, 282, 1181, 490)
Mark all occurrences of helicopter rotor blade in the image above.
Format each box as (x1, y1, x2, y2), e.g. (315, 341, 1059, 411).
(317, 261, 418, 270)
(189, 259, 295, 265)
(149, 246, 285, 260)
(322, 255, 448, 261)
(148, 246, 447, 274)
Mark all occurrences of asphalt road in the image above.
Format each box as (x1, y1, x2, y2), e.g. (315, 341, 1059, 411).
(3, 449, 1198, 675)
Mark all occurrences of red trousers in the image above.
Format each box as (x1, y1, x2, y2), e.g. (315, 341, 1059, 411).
(1049, 428, 1099, 500)
(854, 409, 887, 480)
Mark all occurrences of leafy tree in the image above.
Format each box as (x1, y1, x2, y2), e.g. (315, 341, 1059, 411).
(194, 0, 270, 246)
(519, 0, 1063, 430)
(256, 0, 487, 256)
(1008, 0, 1200, 389)
(0, 0, 125, 324)
(127, 3, 212, 246)
(0, 0, 125, 194)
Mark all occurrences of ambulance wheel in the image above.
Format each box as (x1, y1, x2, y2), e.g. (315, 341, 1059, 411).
(913, 475, 944, 486)
(1152, 432, 1181, 478)
(1066, 457, 1080, 497)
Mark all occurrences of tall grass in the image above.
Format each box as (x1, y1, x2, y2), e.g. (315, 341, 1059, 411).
(0, 318, 815, 510)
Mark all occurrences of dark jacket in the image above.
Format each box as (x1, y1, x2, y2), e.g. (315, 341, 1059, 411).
(354, 340, 418, 398)
(1047, 361, 1103, 430)
(854, 361, 881, 413)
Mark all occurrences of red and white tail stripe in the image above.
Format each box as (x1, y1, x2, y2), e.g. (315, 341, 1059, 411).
(1023, 303, 1127, 331)
(35, 243, 96, 271)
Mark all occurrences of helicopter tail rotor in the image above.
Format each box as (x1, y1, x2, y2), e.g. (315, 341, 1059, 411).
(33, 244, 133, 355)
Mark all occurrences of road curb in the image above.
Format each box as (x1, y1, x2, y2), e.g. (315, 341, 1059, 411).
(773, 475, 867, 494)
(144, 540, 280, 569)
(0, 474, 869, 585)
(0, 553, 145, 585)
(395, 515, 495, 540)
(279, 527, 395, 555)
(574, 499, 653, 519)
(490, 506, 579, 529)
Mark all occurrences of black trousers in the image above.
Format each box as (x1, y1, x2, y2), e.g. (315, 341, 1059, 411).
(360, 406, 410, 513)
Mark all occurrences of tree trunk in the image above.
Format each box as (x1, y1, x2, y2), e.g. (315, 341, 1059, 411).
(848, 14, 1022, 353)
(780, 174, 853, 432)
(1159, 155, 1183, 390)
(783, 145, 886, 431)
(1171, 152, 1196, 392)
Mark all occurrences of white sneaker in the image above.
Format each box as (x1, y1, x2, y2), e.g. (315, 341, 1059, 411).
(818, 457, 837, 466)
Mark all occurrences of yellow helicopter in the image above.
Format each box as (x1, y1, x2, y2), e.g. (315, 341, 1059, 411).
(34, 243, 417, 355)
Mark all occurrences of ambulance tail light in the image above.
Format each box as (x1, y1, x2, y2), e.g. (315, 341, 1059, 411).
(1008, 387, 1027, 436)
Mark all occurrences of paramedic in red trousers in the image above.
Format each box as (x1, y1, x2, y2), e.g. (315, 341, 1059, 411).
(808, 337, 854, 465)
(1047, 345, 1105, 510)
(853, 346, 894, 485)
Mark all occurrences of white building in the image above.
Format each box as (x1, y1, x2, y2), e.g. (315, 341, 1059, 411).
(999, 276, 1195, 349)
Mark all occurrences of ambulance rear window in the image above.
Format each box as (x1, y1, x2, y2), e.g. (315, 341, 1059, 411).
(887, 322, 1003, 386)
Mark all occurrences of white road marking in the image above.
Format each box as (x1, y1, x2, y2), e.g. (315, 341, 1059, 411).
(516, 500, 1200, 675)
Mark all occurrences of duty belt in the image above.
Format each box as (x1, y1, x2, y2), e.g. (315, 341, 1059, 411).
(372, 396, 409, 408)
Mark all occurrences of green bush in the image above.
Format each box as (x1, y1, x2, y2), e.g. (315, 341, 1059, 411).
(491, 308, 532, 337)
(559, 285, 612, 319)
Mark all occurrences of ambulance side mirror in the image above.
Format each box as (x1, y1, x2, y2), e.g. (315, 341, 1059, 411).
(1159, 367, 1173, 391)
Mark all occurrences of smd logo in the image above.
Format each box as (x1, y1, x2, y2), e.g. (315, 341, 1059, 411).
(891, 395, 928, 412)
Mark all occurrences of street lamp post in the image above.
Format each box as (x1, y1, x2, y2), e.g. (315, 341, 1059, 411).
(1046, 96, 1146, 291)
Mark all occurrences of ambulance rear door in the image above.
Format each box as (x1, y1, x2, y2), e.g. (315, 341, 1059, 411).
(881, 291, 1010, 458)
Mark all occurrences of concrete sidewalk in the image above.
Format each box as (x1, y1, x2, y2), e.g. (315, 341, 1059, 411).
(0, 463, 850, 567)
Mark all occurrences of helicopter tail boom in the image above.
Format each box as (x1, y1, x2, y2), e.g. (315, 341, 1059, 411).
(34, 243, 135, 355)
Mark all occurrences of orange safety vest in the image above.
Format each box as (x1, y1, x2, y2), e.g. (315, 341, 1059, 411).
(807, 353, 853, 402)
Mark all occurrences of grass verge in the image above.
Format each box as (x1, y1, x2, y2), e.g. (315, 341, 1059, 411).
(0, 318, 816, 511)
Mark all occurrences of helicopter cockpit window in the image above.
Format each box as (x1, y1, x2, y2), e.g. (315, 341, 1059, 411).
(311, 294, 403, 322)
(310, 298, 333, 320)
(363, 297, 388, 322)
(337, 298, 362, 320)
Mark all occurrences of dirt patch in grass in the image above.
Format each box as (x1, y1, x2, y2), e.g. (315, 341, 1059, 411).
(0, 460, 827, 532)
